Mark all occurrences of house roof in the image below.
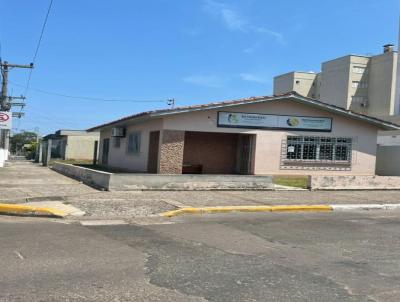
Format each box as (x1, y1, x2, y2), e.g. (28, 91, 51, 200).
(87, 92, 400, 131)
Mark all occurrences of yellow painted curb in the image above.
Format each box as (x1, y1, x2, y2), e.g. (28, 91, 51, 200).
(160, 205, 332, 218)
(0, 203, 67, 218)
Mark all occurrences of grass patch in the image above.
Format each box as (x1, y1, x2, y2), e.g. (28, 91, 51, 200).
(76, 164, 124, 173)
(273, 175, 309, 189)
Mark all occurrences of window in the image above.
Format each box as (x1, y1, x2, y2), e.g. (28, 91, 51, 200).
(113, 137, 121, 148)
(352, 81, 368, 88)
(127, 132, 141, 154)
(352, 96, 368, 106)
(295, 80, 300, 84)
(319, 137, 334, 160)
(285, 136, 352, 163)
(353, 66, 367, 74)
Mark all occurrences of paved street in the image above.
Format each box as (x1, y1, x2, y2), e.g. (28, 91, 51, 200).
(1, 161, 400, 301)
(1, 210, 400, 301)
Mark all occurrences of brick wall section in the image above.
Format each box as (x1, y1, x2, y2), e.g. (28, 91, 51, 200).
(159, 130, 185, 174)
(183, 132, 239, 174)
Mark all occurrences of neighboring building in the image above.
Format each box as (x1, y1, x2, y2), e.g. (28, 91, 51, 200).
(274, 44, 398, 118)
(88, 92, 399, 176)
(376, 130, 400, 176)
(42, 130, 99, 160)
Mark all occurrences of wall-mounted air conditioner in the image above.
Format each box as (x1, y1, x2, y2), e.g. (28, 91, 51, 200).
(111, 127, 126, 137)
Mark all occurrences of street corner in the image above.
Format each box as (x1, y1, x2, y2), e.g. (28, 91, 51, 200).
(0, 201, 85, 219)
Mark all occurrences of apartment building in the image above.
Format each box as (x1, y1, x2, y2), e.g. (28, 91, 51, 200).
(274, 45, 398, 118)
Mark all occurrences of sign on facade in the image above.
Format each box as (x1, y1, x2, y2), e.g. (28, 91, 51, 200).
(0, 111, 12, 130)
(217, 111, 332, 132)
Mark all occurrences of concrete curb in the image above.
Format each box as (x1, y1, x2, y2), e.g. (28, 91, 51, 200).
(160, 204, 400, 217)
(160, 205, 333, 217)
(0, 203, 67, 218)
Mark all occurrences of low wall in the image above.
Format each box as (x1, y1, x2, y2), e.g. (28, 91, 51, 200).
(52, 162, 112, 190)
(110, 174, 274, 191)
(51, 162, 274, 191)
(309, 175, 400, 190)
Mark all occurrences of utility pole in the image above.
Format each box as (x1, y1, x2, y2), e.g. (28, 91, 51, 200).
(0, 61, 34, 157)
(167, 98, 175, 109)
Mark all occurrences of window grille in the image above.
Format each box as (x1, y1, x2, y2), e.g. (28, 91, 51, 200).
(281, 136, 352, 170)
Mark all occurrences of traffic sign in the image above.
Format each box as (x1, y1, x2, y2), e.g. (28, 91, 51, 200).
(0, 112, 12, 130)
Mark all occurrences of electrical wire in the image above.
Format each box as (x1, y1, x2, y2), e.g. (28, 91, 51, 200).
(9, 80, 168, 103)
(16, 0, 54, 130)
(23, 0, 54, 97)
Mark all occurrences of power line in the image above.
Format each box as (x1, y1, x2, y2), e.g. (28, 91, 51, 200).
(9, 81, 168, 103)
(17, 0, 55, 131)
(24, 0, 54, 97)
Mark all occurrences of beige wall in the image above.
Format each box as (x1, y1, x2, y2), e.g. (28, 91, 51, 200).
(273, 72, 295, 95)
(163, 99, 379, 175)
(99, 119, 163, 172)
(367, 52, 397, 116)
(320, 56, 354, 109)
(273, 72, 318, 98)
(65, 135, 98, 160)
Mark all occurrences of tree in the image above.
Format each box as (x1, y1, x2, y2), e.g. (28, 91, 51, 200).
(10, 131, 38, 154)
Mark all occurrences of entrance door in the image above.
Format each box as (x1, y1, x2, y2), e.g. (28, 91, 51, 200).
(101, 138, 110, 165)
(147, 131, 160, 173)
(237, 135, 254, 174)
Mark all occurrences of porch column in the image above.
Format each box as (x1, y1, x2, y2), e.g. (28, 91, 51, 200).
(158, 130, 185, 174)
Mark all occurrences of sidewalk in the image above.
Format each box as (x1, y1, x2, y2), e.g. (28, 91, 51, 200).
(2, 161, 400, 220)
(0, 160, 97, 202)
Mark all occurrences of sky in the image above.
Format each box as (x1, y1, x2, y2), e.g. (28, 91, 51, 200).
(0, 0, 399, 135)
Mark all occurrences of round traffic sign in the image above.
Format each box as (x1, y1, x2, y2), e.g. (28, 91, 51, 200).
(0, 112, 10, 122)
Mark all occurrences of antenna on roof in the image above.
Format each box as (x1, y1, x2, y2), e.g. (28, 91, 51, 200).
(167, 99, 175, 108)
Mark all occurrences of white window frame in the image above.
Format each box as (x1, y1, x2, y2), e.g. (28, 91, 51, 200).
(353, 66, 367, 74)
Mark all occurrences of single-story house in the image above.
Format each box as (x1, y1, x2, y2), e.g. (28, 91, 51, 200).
(88, 92, 400, 175)
(42, 129, 99, 160)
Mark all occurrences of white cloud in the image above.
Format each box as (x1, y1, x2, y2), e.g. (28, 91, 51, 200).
(239, 73, 269, 84)
(253, 26, 285, 45)
(183, 74, 227, 88)
(220, 8, 247, 32)
(202, 0, 285, 44)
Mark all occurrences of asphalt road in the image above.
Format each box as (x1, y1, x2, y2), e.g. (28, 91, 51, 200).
(1, 210, 400, 301)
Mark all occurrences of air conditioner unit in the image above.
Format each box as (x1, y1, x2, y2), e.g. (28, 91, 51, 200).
(111, 127, 126, 137)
